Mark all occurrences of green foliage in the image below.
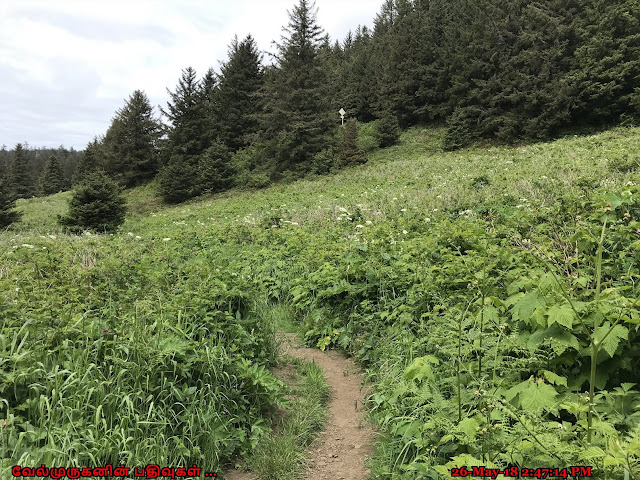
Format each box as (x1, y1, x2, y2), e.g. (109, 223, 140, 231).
(198, 142, 235, 194)
(260, 0, 334, 172)
(216, 35, 264, 151)
(101, 90, 162, 187)
(337, 119, 367, 168)
(157, 155, 198, 204)
(9, 143, 35, 199)
(0, 175, 22, 228)
(59, 170, 126, 233)
(5, 125, 640, 477)
(158, 67, 213, 203)
(73, 138, 103, 185)
(39, 155, 65, 195)
(375, 114, 400, 148)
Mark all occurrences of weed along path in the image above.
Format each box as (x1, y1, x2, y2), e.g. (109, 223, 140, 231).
(225, 332, 375, 480)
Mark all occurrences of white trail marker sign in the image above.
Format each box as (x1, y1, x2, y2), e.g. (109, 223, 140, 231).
(339, 108, 346, 125)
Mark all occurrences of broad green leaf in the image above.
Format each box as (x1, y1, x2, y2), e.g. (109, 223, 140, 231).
(404, 355, 439, 382)
(594, 323, 629, 357)
(549, 329, 581, 355)
(505, 378, 530, 402)
(510, 291, 545, 323)
(508, 378, 558, 415)
(520, 380, 558, 415)
(546, 304, 575, 329)
(456, 417, 479, 439)
(542, 370, 567, 387)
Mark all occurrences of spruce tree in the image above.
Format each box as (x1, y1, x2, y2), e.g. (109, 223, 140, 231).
(337, 119, 367, 167)
(198, 141, 235, 194)
(102, 90, 162, 187)
(336, 26, 377, 122)
(0, 174, 21, 228)
(262, 0, 334, 174)
(372, 0, 426, 126)
(158, 67, 210, 202)
(217, 35, 264, 151)
(375, 114, 401, 147)
(73, 138, 103, 185)
(9, 143, 34, 199)
(572, 0, 640, 124)
(39, 155, 65, 195)
(59, 170, 126, 233)
(200, 67, 219, 148)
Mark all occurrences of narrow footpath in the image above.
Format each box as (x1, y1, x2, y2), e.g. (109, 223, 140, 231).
(225, 332, 376, 480)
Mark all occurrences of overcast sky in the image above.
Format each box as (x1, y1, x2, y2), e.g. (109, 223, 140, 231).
(0, 1, 380, 150)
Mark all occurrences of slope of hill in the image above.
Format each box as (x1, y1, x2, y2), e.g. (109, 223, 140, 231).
(2, 126, 640, 478)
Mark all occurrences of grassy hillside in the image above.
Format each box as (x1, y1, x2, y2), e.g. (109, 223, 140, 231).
(2, 126, 640, 478)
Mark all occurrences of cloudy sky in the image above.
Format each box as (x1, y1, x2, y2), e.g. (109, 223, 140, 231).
(0, 0, 380, 150)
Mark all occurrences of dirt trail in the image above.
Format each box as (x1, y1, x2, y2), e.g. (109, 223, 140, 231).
(225, 333, 375, 480)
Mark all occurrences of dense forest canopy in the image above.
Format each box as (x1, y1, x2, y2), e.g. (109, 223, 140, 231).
(2, 0, 638, 202)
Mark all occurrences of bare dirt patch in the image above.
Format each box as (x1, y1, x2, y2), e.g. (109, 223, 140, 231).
(224, 332, 375, 480)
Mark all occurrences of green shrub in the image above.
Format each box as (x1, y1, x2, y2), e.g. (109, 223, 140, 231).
(375, 115, 401, 148)
(59, 170, 126, 233)
(0, 175, 22, 228)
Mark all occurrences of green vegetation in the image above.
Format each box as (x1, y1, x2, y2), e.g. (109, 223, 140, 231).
(2, 125, 640, 478)
(243, 353, 329, 480)
(38, 155, 65, 196)
(58, 171, 127, 233)
(0, 177, 22, 229)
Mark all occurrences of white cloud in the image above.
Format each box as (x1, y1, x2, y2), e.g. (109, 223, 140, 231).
(0, 0, 380, 149)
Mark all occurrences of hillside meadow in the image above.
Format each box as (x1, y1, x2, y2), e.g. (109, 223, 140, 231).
(2, 126, 640, 478)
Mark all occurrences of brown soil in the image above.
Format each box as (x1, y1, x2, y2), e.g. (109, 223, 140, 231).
(224, 332, 376, 480)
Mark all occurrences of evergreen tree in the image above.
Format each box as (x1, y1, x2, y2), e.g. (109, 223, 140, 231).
(73, 138, 103, 185)
(102, 90, 162, 187)
(59, 170, 126, 233)
(375, 114, 401, 147)
(337, 26, 377, 122)
(158, 67, 210, 202)
(372, 0, 426, 126)
(200, 67, 219, 148)
(337, 118, 367, 167)
(572, 0, 640, 124)
(0, 174, 21, 228)
(198, 141, 235, 194)
(216, 35, 264, 151)
(9, 143, 34, 199)
(39, 155, 65, 195)
(442, 0, 579, 148)
(262, 0, 334, 174)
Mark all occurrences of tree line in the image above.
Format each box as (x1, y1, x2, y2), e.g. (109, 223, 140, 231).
(2, 0, 638, 228)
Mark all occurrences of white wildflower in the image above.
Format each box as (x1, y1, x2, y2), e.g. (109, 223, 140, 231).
(162, 238, 171, 242)
(291, 222, 299, 226)
(21, 244, 34, 249)
(425, 217, 431, 222)
(400, 208, 407, 212)
(356, 224, 364, 228)
(402, 230, 408, 234)
(135, 236, 142, 240)
(365, 220, 372, 225)
(127, 232, 134, 236)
